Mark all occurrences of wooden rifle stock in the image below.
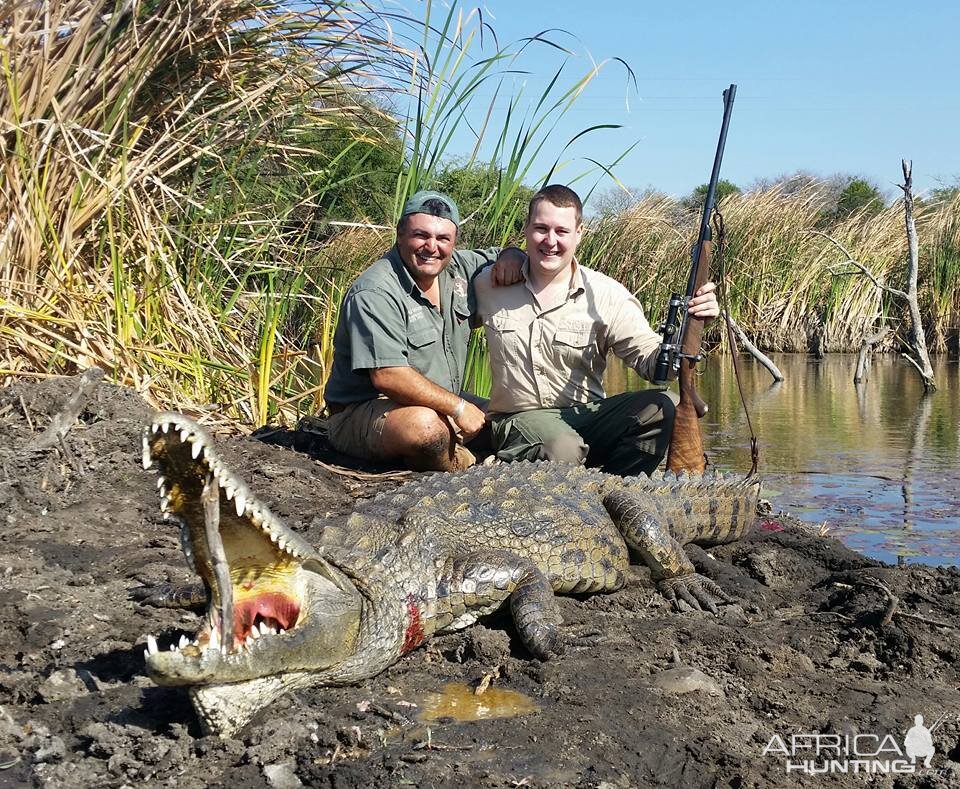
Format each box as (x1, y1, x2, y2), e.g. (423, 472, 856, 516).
(664, 83, 735, 474)
(665, 240, 711, 473)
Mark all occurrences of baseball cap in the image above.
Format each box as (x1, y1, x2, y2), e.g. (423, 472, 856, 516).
(400, 190, 460, 228)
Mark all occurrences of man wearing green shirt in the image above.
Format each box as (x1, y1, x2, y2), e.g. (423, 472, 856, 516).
(324, 191, 522, 471)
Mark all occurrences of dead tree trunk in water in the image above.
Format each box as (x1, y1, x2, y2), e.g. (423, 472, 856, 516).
(814, 160, 936, 391)
(723, 311, 784, 382)
(898, 160, 936, 391)
(854, 327, 892, 383)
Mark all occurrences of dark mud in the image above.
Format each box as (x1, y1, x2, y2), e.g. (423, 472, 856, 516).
(1, 372, 959, 788)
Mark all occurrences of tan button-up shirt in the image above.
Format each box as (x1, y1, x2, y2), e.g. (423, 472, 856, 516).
(474, 261, 662, 414)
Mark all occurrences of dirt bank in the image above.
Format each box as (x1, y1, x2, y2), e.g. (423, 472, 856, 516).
(1, 373, 958, 788)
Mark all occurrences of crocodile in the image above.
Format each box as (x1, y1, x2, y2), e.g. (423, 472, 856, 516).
(138, 412, 760, 737)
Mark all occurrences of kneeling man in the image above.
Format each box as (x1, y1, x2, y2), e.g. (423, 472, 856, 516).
(324, 191, 522, 471)
(474, 184, 719, 476)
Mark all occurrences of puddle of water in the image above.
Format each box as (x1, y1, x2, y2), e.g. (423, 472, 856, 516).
(417, 681, 537, 723)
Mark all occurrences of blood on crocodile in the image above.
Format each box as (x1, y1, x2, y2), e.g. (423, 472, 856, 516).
(401, 593, 424, 654)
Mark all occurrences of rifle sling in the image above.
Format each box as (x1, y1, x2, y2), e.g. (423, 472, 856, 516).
(714, 209, 760, 477)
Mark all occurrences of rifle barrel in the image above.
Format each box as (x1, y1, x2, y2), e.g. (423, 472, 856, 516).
(685, 84, 737, 300)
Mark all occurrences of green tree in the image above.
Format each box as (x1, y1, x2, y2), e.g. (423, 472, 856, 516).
(682, 179, 741, 213)
(835, 177, 885, 218)
(430, 161, 536, 246)
(928, 183, 959, 206)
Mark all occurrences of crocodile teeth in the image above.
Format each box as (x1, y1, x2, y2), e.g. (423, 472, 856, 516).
(245, 635, 255, 647)
(250, 627, 261, 640)
(223, 484, 236, 501)
(141, 436, 151, 469)
(156, 476, 166, 490)
(208, 629, 220, 650)
(160, 423, 169, 434)
(234, 492, 246, 517)
(147, 635, 159, 655)
(190, 440, 202, 459)
(159, 495, 170, 512)
(179, 428, 191, 443)
(178, 634, 190, 649)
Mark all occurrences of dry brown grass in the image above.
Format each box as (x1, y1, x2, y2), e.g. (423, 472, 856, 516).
(580, 183, 960, 354)
(0, 0, 397, 419)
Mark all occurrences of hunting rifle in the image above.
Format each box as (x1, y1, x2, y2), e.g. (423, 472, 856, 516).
(653, 84, 736, 473)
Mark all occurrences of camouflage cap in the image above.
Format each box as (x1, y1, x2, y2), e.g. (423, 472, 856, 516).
(400, 190, 460, 228)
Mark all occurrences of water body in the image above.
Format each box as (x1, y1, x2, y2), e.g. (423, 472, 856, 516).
(604, 354, 960, 566)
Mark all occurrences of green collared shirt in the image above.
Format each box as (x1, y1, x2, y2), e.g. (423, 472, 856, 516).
(325, 244, 501, 403)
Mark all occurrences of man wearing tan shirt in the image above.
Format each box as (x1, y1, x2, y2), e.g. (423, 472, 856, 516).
(474, 184, 719, 476)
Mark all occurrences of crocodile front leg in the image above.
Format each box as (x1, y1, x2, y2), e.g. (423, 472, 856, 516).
(436, 550, 568, 660)
(602, 490, 732, 613)
(131, 582, 208, 610)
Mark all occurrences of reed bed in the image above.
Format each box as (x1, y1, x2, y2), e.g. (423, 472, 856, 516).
(580, 183, 960, 355)
(2, 2, 957, 425)
(1, 0, 623, 423)
(0, 0, 403, 422)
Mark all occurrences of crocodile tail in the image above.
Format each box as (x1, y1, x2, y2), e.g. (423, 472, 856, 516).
(685, 474, 762, 547)
(613, 473, 761, 547)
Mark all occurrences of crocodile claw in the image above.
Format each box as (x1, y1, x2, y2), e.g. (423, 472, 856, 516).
(563, 625, 605, 651)
(658, 573, 733, 615)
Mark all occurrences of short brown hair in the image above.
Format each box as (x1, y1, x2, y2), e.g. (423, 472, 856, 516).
(526, 184, 583, 225)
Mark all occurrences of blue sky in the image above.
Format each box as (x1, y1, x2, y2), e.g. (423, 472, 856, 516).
(424, 0, 958, 202)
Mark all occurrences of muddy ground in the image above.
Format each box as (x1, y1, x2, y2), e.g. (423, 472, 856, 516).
(1, 372, 959, 788)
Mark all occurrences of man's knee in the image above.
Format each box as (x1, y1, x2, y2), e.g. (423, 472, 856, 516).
(384, 406, 450, 455)
(621, 390, 676, 433)
(381, 406, 478, 471)
(537, 432, 588, 465)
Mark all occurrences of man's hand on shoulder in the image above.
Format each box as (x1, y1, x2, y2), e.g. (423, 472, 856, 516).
(688, 281, 720, 322)
(491, 247, 526, 287)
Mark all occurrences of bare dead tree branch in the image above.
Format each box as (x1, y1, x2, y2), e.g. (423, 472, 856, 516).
(810, 161, 936, 391)
(897, 159, 936, 392)
(854, 326, 893, 383)
(809, 230, 909, 300)
(26, 367, 104, 451)
(722, 311, 784, 382)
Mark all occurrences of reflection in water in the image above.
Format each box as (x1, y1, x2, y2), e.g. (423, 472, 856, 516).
(605, 354, 960, 566)
(901, 393, 935, 534)
(418, 682, 536, 723)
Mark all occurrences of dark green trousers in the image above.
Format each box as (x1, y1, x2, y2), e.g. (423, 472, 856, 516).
(491, 390, 678, 477)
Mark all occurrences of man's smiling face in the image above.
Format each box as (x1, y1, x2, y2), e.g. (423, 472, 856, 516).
(396, 213, 458, 288)
(524, 200, 582, 279)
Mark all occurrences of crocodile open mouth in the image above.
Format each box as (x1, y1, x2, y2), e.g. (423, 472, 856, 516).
(141, 413, 317, 666)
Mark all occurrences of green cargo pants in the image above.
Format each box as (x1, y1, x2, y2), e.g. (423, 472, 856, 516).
(490, 390, 679, 477)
